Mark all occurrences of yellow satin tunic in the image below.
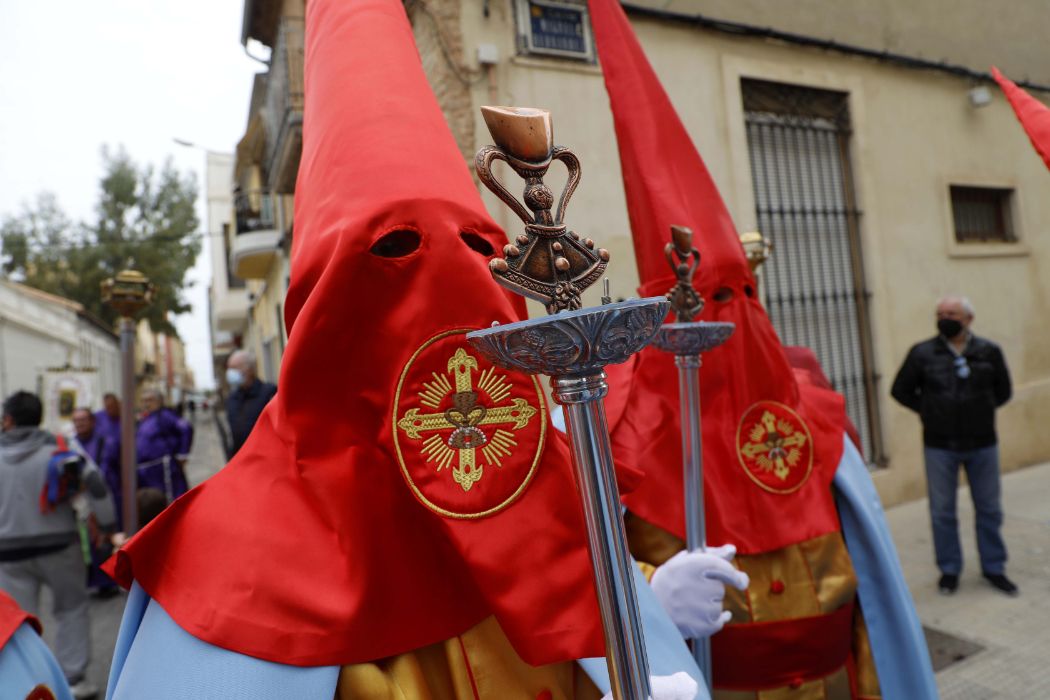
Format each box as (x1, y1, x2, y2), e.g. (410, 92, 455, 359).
(625, 513, 880, 700)
(335, 616, 602, 700)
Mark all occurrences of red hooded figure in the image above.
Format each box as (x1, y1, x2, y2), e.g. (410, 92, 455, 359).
(106, 0, 607, 674)
(586, 0, 911, 697)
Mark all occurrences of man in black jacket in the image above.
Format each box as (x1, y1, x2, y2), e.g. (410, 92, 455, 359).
(225, 350, 277, 459)
(891, 295, 1015, 596)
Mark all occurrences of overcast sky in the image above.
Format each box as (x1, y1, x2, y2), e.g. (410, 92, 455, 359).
(0, 0, 264, 390)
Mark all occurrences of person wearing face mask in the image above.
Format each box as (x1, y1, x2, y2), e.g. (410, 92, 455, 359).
(224, 350, 276, 459)
(892, 295, 1015, 597)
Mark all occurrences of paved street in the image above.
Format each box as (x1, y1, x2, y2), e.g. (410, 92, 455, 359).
(35, 425, 1050, 696)
(888, 461, 1050, 699)
(37, 411, 228, 695)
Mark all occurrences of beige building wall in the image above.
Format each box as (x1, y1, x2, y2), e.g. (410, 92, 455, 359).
(627, 0, 1050, 88)
(245, 250, 289, 385)
(412, 1, 1050, 507)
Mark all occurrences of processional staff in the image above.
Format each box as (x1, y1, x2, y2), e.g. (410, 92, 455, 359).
(467, 106, 666, 700)
(101, 269, 154, 534)
(648, 226, 735, 691)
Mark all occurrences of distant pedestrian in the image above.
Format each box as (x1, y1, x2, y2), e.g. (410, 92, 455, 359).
(891, 295, 1016, 596)
(187, 398, 197, 423)
(136, 390, 193, 503)
(69, 408, 119, 596)
(71, 409, 120, 519)
(94, 394, 122, 496)
(225, 350, 277, 459)
(94, 393, 121, 449)
(0, 391, 108, 698)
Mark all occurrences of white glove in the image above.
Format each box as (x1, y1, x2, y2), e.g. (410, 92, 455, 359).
(600, 671, 699, 700)
(650, 544, 750, 639)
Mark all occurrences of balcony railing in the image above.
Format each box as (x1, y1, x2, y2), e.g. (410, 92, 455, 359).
(265, 16, 304, 193)
(234, 188, 276, 234)
(230, 187, 281, 280)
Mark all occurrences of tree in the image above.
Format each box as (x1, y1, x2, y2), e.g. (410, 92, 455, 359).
(0, 147, 201, 335)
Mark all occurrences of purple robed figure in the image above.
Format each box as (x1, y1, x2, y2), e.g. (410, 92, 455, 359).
(75, 428, 121, 509)
(136, 391, 193, 503)
(95, 393, 123, 446)
(95, 394, 124, 522)
(71, 407, 121, 591)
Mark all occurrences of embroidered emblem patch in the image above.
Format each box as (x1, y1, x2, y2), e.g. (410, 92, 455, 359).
(394, 328, 546, 519)
(736, 401, 813, 494)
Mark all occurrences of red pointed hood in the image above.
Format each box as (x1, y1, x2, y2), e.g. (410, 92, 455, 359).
(590, 0, 846, 554)
(107, 0, 603, 666)
(992, 67, 1050, 170)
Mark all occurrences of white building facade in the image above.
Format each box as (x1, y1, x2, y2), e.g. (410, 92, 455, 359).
(0, 281, 120, 429)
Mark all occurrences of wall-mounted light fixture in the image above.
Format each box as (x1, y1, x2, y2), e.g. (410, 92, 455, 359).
(968, 85, 992, 108)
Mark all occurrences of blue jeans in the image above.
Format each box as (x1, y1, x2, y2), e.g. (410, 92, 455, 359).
(924, 445, 1007, 575)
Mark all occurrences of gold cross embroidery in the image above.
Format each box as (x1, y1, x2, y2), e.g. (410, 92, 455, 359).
(740, 410, 807, 480)
(397, 348, 538, 492)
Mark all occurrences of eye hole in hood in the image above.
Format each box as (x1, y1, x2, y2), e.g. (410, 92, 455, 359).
(460, 230, 495, 257)
(370, 229, 421, 258)
(713, 286, 734, 303)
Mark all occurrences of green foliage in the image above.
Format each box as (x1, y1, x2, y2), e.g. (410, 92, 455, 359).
(0, 146, 201, 335)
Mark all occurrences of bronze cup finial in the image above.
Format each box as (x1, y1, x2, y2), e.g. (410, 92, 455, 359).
(664, 226, 704, 323)
(475, 106, 608, 314)
(480, 106, 554, 164)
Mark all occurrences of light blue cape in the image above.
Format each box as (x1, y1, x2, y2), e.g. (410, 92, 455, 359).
(0, 623, 74, 700)
(106, 575, 705, 699)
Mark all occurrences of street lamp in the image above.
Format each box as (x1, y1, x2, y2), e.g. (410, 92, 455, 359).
(101, 269, 154, 534)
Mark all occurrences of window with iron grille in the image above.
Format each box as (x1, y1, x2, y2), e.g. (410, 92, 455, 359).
(949, 186, 1016, 243)
(742, 78, 883, 466)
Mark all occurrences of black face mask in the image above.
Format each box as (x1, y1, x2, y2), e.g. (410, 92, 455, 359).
(937, 318, 964, 338)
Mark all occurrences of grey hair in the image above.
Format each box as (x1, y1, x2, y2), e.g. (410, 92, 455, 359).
(938, 294, 975, 318)
(229, 349, 257, 369)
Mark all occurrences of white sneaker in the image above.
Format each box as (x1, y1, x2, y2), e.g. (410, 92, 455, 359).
(69, 679, 100, 700)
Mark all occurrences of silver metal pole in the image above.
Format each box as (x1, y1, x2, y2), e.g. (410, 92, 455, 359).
(675, 353, 711, 685)
(554, 373, 652, 700)
(649, 224, 735, 694)
(119, 317, 139, 534)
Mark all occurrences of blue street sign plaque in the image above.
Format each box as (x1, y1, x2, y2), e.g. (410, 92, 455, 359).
(527, 1, 588, 57)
